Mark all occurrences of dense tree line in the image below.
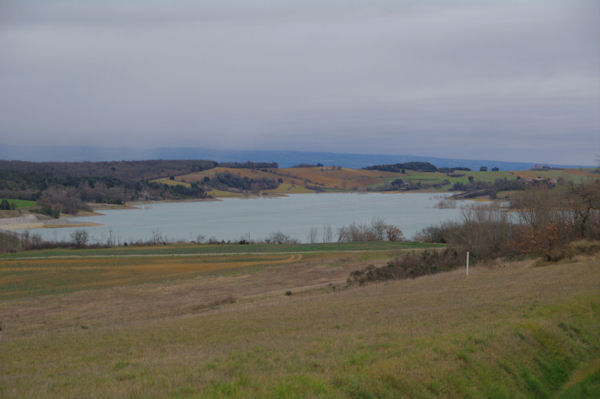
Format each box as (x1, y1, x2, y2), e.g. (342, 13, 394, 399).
(364, 162, 478, 174)
(212, 173, 280, 192)
(374, 178, 451, 192)
(437, 167, 471, 173)
(364, 162, 438, 173)
(0, 160, 217, 180)
(218, 161, 278, 169)
(0, 160, 286, 212)
(147, 181, 208, 199)
(0, 160, 217, 214)
(0, 159, 284, 215)
(292, 163, 324, 168)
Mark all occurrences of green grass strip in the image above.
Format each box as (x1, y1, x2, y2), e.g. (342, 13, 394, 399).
(0, 241, 443, 259)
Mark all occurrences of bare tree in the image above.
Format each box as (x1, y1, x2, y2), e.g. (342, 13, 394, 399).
(106, 229, 115, 247)
(371, 218, 387, 241)
(447, 204, 513, 259)
(151, 229, 166, 245)
(385, 225, 404, 242)
(308, 227, 319, 244)
(567, 181, 600, 239)
(267, 231, 297, 244)
(322, 224, 333, 243)
(338, 221, 401, 242)
(71, 230, 89, 248)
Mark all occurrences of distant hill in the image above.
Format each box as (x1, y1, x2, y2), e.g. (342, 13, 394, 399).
(0, 145, 591, 171)
(1, 158, 597, 216)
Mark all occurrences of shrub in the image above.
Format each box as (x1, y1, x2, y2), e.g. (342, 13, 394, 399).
(38, 206, 60, 218)
(347, 248, 463, 285)
(0, 199, 16, 210)
(569, 240, 600, 255)
(266, 231, 298, 245)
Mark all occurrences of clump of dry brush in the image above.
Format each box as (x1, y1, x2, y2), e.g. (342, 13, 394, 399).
(349, 180, 600, 284)
(347, 248, 464, 285)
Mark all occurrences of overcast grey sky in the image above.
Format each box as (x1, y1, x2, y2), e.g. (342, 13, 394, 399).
(1, 0, 599, 164)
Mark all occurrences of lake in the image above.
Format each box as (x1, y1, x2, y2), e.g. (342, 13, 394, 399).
(25, 193, 472, 244)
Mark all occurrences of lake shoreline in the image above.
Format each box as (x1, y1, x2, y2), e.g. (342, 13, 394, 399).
(2, 191, 474, 233)
(17, 192, 479, 244)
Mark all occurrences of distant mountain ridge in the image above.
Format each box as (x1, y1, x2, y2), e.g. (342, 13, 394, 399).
(0, 145, 591, 171)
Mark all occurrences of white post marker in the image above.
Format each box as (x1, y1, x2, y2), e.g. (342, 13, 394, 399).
(466, 251, 470, 276)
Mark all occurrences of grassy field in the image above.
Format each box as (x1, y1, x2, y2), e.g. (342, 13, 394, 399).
(0, 253, 303, 299)
(153, 178, 192, 188)
(0, 198, 36, 209)
(0, 242, 437, 299)
(0, 198, 38, 219)
(1, 243, 599, 398)
(153, 166, 598, 198)
(513, 169, 598, 184)
(0, 241, 441, 259)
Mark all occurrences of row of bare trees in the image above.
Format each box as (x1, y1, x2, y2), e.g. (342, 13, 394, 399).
(417, 180, 600, 261)
(337, 219, 404, 242)
(0, 229, 95, 253)
(0, 230, 45, 253)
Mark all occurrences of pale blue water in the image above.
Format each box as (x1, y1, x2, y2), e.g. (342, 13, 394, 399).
(23, 193, 470, 244)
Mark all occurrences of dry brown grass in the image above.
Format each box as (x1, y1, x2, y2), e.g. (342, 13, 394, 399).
(1, 253, 598, 398)
(0, 252, 382, 337)
(277, 167, 397, 190)
(0, 253, 327, 300)
(152, 178, 192, 187)
(176, 166, 400, 194)
(513, 168, 597, 180)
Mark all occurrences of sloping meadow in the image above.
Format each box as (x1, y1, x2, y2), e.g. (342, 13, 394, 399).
(1, 254, 598, 398)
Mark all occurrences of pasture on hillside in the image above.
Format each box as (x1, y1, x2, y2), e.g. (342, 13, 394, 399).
(0, 198, 36, 209)
(1, 244, 599, 398)
(156, 166, 598, 198)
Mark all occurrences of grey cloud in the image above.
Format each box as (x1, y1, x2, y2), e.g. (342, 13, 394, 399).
(0, 0, 598, 164)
